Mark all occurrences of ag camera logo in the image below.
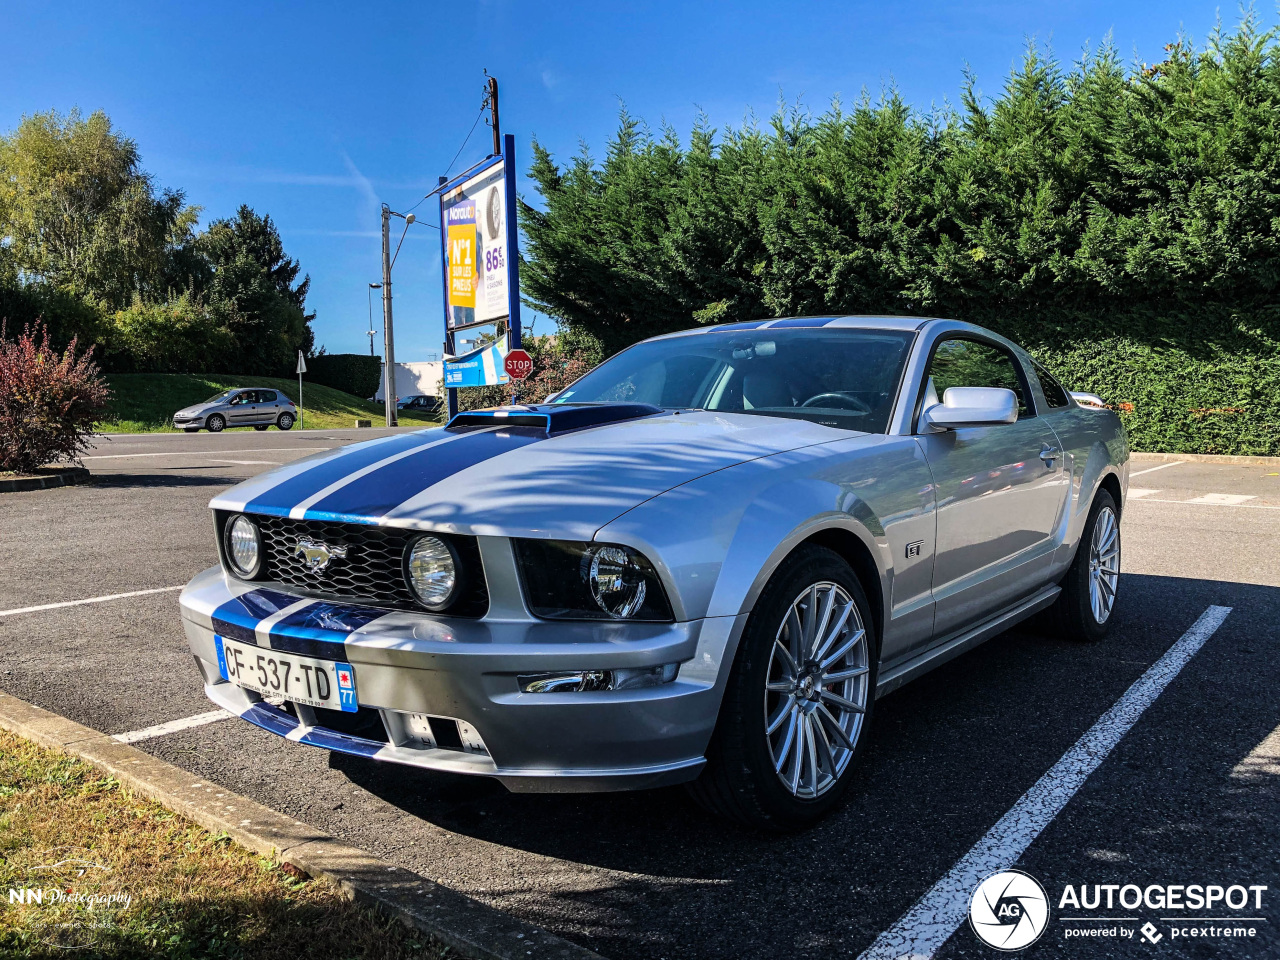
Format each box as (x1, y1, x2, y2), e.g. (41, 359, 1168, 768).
(969, 870, 1050, 951)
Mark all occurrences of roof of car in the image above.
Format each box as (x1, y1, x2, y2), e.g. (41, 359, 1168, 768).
(649, 316, 937, 341)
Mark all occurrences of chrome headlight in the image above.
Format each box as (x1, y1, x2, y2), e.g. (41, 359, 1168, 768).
(224, 514, 262, 578)
(585, 545, 648, 618)
(405, 535, 460, 610)
(513, 539, 674, 621)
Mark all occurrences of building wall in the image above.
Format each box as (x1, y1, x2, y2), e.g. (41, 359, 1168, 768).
(374, 360, 446, 401)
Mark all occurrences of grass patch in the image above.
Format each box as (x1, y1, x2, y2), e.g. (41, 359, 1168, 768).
(0, 730, 448, 959)
(98, 374, 441, 433)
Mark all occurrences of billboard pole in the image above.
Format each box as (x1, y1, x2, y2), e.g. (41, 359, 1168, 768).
(503, 133, 521, 353)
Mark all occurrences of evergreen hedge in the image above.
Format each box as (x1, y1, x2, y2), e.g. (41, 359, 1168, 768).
(306, 353, 382, 400)
(520, 17, 1280, 455)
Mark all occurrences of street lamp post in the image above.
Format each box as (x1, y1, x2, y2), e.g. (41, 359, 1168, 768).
(367, 283, 381, 358)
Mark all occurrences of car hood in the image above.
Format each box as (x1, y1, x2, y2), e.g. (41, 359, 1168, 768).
(211, 410, 857, 539)
(176, 402, 216, 416)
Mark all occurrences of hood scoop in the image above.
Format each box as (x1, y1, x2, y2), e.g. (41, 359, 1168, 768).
(446, 402, 664, 436)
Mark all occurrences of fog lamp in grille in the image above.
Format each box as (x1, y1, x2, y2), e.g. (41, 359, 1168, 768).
(518, 663, 679, 693)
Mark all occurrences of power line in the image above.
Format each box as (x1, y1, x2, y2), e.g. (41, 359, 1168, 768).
(404, 103, 487, 216)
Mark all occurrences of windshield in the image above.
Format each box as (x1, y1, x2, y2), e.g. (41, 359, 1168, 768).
(203, 390, 237, 404)
(553, 328, 915, 433)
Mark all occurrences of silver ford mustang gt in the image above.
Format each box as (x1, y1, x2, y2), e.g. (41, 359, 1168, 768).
(180, 317, 1128, 828)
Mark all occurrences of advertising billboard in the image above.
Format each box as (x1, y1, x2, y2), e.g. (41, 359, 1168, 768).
(441, 159, 509, 330)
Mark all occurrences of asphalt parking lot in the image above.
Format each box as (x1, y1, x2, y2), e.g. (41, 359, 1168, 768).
(2, 433, 1278, 959)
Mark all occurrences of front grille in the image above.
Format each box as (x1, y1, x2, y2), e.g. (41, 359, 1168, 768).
(218, 512, 488, 616)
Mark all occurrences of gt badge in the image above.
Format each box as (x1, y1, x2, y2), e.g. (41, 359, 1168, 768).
(906, 540, 924, 559)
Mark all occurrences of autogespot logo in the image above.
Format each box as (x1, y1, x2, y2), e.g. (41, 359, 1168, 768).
(969, 870, 1051, 951)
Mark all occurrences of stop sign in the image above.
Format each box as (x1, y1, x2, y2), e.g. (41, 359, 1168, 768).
(504, 348, 533, 380)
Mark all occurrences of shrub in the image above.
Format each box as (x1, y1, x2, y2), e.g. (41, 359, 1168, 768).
(103, 293, 235, 373)
(0, 322, 110, 473)
(307, 353, 382, 399)
(455, 333, 602, 412)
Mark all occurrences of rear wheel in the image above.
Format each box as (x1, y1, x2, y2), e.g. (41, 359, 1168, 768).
(687, 545, 876, 830)
(254, 424, 269, 431)
(1051, 489, 1120, 642)
(206, 414, 225, 433)
(277, 412, 295, 430)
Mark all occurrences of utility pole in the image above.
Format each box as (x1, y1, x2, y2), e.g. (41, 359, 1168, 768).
(381, 204, 397, 427)
(488, 75, 501, 156)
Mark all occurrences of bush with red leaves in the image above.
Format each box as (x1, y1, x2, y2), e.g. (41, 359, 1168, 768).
(0, 322, 110, 474)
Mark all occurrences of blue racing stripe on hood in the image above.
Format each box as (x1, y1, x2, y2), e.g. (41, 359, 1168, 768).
(241, 430, 444, 518)
(301, 427, 545, 523)
(211, 588, 305, 644)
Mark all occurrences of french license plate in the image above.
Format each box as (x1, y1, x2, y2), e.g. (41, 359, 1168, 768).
(214, 635, 358, 712)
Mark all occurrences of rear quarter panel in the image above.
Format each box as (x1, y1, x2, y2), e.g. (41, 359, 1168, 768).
(1043, 404, 1130, 577)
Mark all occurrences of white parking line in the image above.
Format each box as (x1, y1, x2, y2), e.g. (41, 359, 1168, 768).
(1188, 493, 1256, 505)
(857, 605, 1232, 960)
(1127, 488, 1160, 499)
(1129, 460, 1185, 478)
(1132, 497, 1279, 510)
(113, 709, 233, 744)
(0, 586, 184, 618)
(209, 459, 282, 465)
(82, 447, 328, 460)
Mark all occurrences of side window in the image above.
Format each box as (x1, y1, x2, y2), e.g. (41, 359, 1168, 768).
(1032, 362, 1070, 409)
(229, 392, 248, 405)
(259, 391, 277, 403)
(926, 338, 1030, 418)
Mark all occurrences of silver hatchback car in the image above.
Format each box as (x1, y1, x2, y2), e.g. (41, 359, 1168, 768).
(173, 389, 298, 433)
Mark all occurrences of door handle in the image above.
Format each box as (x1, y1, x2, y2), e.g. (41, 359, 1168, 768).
(1040, 445, 1061, 465)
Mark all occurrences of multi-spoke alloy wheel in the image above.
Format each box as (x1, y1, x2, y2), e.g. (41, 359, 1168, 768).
(687, 545, 876, 828)
(1050, 487, 1121, 642)
(764, 581, 870, 800)
(1088, 505, 1119, 623)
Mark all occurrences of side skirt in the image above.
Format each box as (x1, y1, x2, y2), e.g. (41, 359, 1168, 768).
(874, 583, 1061, 699)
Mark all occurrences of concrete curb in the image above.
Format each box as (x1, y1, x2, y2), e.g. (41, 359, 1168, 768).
(1131, 451, 1280, 467)
(0, 466, 90, 492)
(0, 691, 602, 960)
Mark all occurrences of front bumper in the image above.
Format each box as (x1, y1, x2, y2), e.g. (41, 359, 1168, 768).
(180, 566, 744, 792)
(173, 414, 204, 428)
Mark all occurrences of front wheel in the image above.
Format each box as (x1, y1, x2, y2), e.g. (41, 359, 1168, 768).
(687, 545, 877, 830)
(1051, 488, 1121, 641)
(206, 414, 225, 433)
(254, 424, 269, 431)
(277, 413, 295, 430)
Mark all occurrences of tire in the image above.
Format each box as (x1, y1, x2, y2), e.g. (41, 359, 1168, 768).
(254, 424, 269, 431)
(183, 427, 199, 433)
(1050, 488, 1120, 642)
(206, 414, 226, 433)
(687, 544, 877, 830)
(277, 412, 295, 431)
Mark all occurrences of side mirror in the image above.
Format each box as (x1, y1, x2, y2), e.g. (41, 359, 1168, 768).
(921, 387, 1018, 430)
(1070, 391, 1107, 408)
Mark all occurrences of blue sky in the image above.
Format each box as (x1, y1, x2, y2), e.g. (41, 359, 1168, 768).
(3, 1, 1234, 360)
